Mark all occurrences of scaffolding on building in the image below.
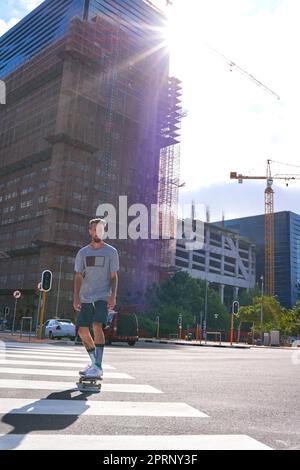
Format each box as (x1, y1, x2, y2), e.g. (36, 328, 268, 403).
(158, 77, 183, 278)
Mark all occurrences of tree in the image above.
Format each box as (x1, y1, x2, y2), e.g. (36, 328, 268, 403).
(239, 295, 300, 336)
(144, 272, 230, 335)
(239, 285, 261, 307)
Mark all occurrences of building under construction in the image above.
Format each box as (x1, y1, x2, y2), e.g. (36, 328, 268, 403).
(0, 0, 182, 321)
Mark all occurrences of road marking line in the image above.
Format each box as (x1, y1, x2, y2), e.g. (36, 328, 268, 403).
(0, 434, 271, 450)
(1, 353, 97, 362)
(0, 345, 84, 353)
(0, 368, 133, 379)
(0, 399, 207, 417)
(1, 350, 88, 358)
(0, 360, 115, 369)
(0, 379, 162, 394)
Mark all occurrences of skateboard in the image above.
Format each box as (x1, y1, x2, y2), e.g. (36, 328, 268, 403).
(76, 376, 102, 393)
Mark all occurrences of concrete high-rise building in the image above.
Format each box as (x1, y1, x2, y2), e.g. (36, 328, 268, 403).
(219, 212, 300, 307)
(175, 221, 256, 307)
(0, 0, 182, 320)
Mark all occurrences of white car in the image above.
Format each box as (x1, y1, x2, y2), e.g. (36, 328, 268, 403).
(44, 319, 76, 340)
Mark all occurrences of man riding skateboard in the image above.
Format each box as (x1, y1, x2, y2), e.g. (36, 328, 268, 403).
(73, 218, 119, 380)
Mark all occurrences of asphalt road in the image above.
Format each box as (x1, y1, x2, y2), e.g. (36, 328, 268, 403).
(0, 340, 299, 450)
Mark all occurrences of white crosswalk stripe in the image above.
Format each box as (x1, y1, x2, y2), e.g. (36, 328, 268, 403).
(1, 352, 91, 361)
(0, 359, 115, 369)
(0, 345, 85, 354)
(0, 398, 208, 417)
(0, 434, 272, 450)
(0, 341, 84, 352)
(0, 367, 133, 379)
(0, 379, 163, 394)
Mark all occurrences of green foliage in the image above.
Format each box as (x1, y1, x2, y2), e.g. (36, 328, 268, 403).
(137, 315, 157, 337)
(239, 285, 261, 306)
(144, 272, 230, 335)
(239, 295, 300, 336)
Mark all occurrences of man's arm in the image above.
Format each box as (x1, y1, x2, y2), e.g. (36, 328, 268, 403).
(73, 272, 83, 311)
(108, 272, 118, 310)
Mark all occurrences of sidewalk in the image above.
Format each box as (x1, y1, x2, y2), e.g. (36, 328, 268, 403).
(0, 331, 295, 350)
(139, 338, 296, 350)
(139, 337, 251, 349)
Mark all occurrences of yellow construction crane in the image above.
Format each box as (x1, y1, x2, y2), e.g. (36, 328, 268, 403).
(230, 160, 300, 296)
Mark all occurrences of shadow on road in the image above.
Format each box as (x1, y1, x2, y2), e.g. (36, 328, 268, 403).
(0, 388, 97, 450)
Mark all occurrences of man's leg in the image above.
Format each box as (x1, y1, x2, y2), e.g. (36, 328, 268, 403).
(78, 327, 96, 367)
(93, 322, 105, 370)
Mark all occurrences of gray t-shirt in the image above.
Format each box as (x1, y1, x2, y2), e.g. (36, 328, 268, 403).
(74, 243, 119, 303)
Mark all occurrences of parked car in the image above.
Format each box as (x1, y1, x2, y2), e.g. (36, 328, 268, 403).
(104, 311, 139, 347)
(44, 319, 76, 340)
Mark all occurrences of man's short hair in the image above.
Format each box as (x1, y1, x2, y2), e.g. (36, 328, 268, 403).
(89, 218, 107, 228)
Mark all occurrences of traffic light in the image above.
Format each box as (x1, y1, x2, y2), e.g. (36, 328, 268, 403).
(41, 270, 53, 292)
(4, 306, 9, 316)
(233, 301, 239, 315)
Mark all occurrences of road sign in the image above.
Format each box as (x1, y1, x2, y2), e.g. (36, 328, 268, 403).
(12, 292, 21, 335)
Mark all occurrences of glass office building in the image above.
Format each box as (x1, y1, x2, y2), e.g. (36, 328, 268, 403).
(220, 212, 300, 307)
(0, 0, 165, 78)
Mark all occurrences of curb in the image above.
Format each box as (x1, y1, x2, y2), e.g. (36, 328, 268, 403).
(0, 332, 75, 346)
(140, 339, 295, 351)
(140, 338, 251, 349)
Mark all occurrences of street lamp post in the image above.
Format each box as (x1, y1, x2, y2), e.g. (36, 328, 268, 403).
(199, 311, 203, 343)
(260, 275, 264, 344)
(204, 280, 209, 344)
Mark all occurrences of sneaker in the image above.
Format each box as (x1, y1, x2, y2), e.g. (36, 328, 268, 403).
(79, 364, 92, 377)
(84, 366, 103, 379)
(96, 366, 103, 379)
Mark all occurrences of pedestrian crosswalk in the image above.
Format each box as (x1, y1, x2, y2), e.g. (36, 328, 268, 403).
(0, 342, 272, 450)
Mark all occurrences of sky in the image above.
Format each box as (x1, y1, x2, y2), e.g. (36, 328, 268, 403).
(1, 0, 300, 221)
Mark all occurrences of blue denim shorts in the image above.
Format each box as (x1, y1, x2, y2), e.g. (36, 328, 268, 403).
(76, 300, 108, 328)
